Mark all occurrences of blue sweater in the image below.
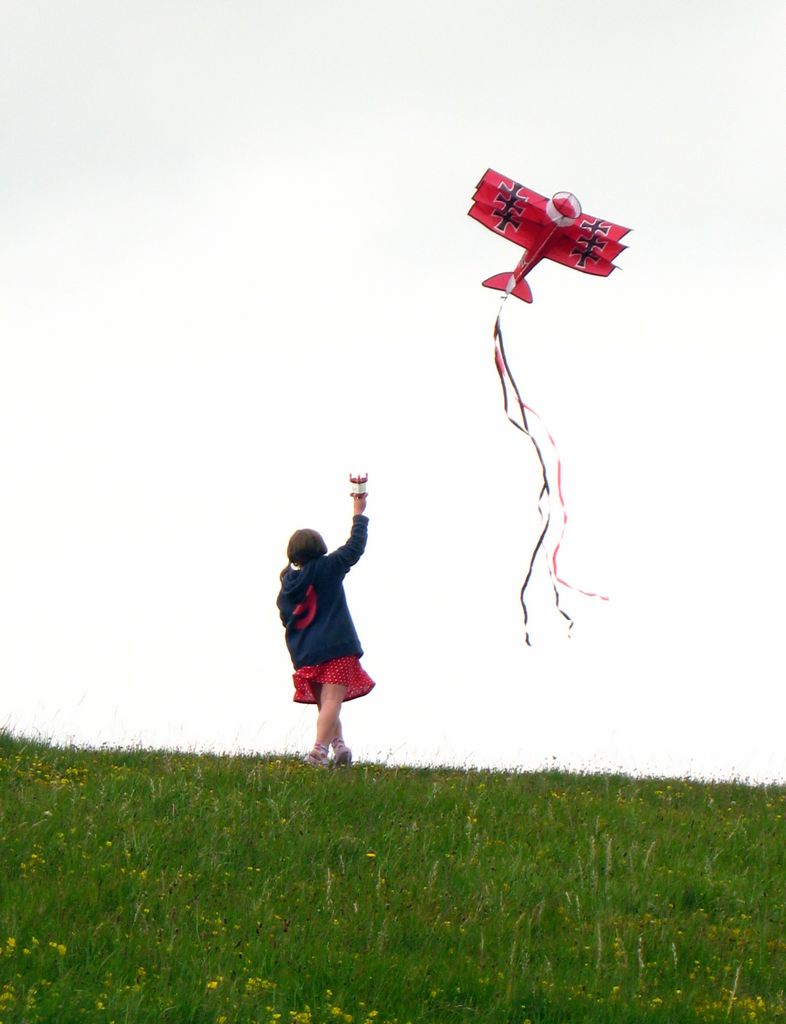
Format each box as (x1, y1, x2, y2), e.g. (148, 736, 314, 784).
(277, 515, 368, 669)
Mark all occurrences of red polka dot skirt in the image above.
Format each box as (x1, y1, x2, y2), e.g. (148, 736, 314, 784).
(293, 655, 376, 705)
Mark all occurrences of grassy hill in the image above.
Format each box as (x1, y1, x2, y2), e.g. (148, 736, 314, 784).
(1, 729, 784, 1023)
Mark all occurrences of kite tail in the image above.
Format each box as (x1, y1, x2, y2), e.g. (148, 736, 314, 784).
(493, 303, 574, 643)
(518, 400, 610, 604)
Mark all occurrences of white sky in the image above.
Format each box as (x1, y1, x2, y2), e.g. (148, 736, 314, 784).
(2, 0, 785, 782)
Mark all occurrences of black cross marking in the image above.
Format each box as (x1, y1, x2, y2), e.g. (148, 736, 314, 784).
(493, 181, 527, 234)
(571, 218, 611, 268)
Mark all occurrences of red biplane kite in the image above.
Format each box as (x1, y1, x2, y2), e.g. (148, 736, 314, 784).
(468, 168, 630, 303)
(469, 169, 630, 644)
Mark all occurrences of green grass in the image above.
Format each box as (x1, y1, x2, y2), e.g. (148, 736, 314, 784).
(1, 729, 785, 1024)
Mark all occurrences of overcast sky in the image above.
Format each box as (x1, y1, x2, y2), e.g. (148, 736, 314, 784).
(2, 0, 784, 782)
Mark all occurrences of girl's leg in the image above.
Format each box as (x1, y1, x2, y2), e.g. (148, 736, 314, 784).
(315, 684, 347, 747)
(303, 684, 329, 765)
(317, 685, 352, 765)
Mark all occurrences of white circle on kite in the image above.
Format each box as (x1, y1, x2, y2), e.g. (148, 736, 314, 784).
(547, 192, 582, 226)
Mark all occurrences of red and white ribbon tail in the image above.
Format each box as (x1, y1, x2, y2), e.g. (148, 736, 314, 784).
(492, 302, 607, 643)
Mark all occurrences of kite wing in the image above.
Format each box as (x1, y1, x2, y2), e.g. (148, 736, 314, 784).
(545, 214, 631, 277)
(468, 169, 552, 252)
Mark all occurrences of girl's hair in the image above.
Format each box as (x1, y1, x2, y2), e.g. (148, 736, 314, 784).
(286, 528, 327, 567)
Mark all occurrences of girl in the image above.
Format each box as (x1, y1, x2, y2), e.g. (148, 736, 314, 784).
(277, 489, 374, 766)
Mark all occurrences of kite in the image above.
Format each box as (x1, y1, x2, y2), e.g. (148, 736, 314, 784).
(469, 168, 630, 643)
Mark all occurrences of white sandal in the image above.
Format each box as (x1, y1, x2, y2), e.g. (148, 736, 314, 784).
(331, 738, 352, 767)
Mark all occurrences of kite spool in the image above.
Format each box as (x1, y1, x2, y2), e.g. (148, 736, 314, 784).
(349, 473, 368, 497)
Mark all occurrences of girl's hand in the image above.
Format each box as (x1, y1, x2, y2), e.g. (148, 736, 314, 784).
(353, 493, 367, 515)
